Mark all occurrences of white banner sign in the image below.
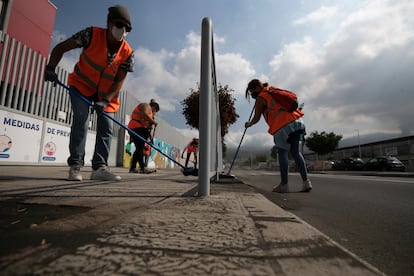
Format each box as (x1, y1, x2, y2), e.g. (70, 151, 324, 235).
(40, 122, 71, 163)
(0, 110, 43, 163)
(84, 134, 96, 166)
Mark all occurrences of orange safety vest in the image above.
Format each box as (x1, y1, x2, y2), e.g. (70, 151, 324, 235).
(259, 87, 304, 135)
(187, 140, 198, 153)
(128, 104, 154, 129)
(68, 27, 133, 113)
(143, 143, 151, 156)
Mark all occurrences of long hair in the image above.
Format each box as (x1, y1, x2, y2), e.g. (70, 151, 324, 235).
(149, 99, 160, 112)
(245, 79, 268, 100)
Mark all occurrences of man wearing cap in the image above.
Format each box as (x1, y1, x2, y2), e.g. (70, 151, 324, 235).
(44, 5, 134, 181)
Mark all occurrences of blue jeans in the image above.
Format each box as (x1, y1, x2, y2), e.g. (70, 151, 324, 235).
(67, 88, 114, 170)
(277, 135, 308, 184)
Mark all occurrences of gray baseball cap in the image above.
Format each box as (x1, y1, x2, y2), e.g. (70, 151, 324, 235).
(108, 5, 132, 31)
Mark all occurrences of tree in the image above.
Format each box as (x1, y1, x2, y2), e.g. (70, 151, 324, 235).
(305, 131, 342, 156)
(181, 84, 239, 154)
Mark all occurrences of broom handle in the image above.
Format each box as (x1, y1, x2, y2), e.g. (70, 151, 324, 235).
(227, 106, 255, 175)
(56, 80, 187, 169)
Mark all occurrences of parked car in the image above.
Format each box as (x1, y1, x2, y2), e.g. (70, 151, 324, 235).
(331, 160, 343, 170)
(364, 156, 405, 172)
(331, 157, 365, 171)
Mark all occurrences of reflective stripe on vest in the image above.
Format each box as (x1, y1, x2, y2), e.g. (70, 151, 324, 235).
(259, 90, 304, 135)
(187, 144, 197, 153)
(128, 104, 153, 129)
(68, 27, 132, 112)
(143, 143, 151, 155)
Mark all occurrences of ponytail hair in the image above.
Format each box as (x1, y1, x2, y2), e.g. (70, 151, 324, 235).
(149, 99, 160, 112)
(245, 79, 264, 100)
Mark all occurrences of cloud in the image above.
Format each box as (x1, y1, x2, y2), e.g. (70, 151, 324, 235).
(215, 53, 256, 95)
(268, 36, 322, 99)
(51, 30, 68, 45)
(268, 0, 414, 140)
(124, 33, 200, 112)
(124, 31, 256, 130)
(175, 127, 199, 141)
(331, 1, 414, 59)
(51, 30, 79, 73)
(224, 127, 274, 151)
(293, 6, 338, 25)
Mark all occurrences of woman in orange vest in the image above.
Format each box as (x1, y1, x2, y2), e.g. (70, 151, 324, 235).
(181, 138, 199, 168)
(244, 79, 312, 193)
(45, 5, 134, 182)
(128, 99, 159, 173)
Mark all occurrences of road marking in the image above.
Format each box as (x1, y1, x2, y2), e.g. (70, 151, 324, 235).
(234, 170, 414, 183)
(309, 173, 414, 183)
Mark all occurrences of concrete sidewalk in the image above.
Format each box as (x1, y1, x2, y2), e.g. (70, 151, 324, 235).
(0, 166, 384, 275)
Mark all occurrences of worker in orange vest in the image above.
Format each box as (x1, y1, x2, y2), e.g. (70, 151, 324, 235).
(244, 79, 312, 193)
(44, 5, 134, 182)
(181, 138, 199, 168)
(128, 99, 159, 173)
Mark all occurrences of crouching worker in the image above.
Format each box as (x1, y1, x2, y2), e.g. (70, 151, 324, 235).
(181, 138, 199, 168)
(128, 99, 159, 173)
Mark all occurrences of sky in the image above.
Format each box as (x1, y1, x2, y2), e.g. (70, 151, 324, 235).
(49, 0, 414, 151)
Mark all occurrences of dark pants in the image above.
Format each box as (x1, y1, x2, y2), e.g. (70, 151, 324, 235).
(278, 131, 308, 184)
(185, 152, 197, 168)
(130, 127, 151, 170)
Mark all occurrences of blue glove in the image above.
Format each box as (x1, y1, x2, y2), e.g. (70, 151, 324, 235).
(93, 99, 109, 114)
(44, 65, 58, 84)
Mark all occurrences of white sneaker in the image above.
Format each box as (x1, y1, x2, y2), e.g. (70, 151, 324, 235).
(68, 166, 82, 181)
(301, 179, 312, 192)
(272, 183, 289, 193)
(91, 166, 121, 181)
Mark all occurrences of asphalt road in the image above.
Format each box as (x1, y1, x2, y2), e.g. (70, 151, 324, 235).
(233, 169, 414, 276)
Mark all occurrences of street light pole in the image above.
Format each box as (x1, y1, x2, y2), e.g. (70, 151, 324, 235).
(356, 129, 362, 158)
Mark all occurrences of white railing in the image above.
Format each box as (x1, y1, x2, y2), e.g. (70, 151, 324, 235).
(199, 17, 223, 196)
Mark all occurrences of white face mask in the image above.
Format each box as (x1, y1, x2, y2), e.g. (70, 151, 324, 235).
(111, 25, 127, 41)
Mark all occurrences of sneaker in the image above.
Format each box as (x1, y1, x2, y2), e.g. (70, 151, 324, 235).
(68, 166, 82, 181)
(91, 166, 121, 181)
(129, 168, 139, 173)
(272, 183, 289, 193)
(301, 179, 313, 192)
(139, 168, 151, 174)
